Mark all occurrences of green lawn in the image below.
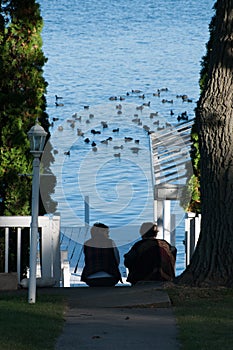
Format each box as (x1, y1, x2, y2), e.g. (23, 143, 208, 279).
(168, 286, 233, 350)
(0, 287, 233, 349)
(0, 292, 64, 350)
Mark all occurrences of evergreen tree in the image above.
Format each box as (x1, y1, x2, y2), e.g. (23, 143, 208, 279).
(0, 0, 56, 216)
(0, 0, 57, 276)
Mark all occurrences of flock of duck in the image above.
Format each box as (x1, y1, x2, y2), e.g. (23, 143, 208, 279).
(51, 88, 194, 158)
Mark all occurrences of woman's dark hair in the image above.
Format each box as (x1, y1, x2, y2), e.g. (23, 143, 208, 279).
(91, 222, 109, 239)
(140, 222, 159, 238)
(93, 222, 109, 229)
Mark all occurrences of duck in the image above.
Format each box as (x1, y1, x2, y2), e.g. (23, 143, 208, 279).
(165, 122, 172, 127)
(143, 101, 150, 107)
(92, 146, 98, 152)
(101, 121, 108, 128)
(161, 99, 173, 104)
(112, 128, 119, 133)
(100, 139, 108, 145)
(58, 125, 63, 131)
(132, 89, 142, 93)
(113, 145, 124, 150)
(177, 113, 188, 122)
(109, 96, 117, 101)
(73, 114, 82, 121)
(124, 137, 133, 142)
(52, 117, 59, 121)
(55, 95, 63, 100)
(84, 105, 89, 109)
(143, 125, 150, 132)
(77, 128, 84, 136)
(91, 129, 101, 135)
(55, 102, 64, 107)
(114, 153, 121, 158)
(130, 147, 141, 154)
(91, 141, 97, 147)
(84, 138, 90, 143)
(132, 117, 140, 123)
(64, 151, 70, 156)
(149, 112, 158, 118)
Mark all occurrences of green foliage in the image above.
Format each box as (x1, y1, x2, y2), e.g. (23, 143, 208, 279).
(0, 0, 56, 217)
(199, 11, 216, 93)
(0, 0, 57, 274)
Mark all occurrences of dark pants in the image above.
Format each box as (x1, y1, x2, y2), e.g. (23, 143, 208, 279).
(85, 277, 118, 287)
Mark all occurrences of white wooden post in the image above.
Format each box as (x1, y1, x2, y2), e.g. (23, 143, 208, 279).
(195, 214, 201, 247)
(51, 216, 61, 286)
(185, 212, 196, 266)
(39, 215, 61, 286)
(163, 200, 171, 243)
(4, 228, 9, 273)
(85, 196, 90, 225)
(17, 228, 21, 284)
(40, 217, 52, 280)
(156, 200, 164, 239)
(62, 260, 70, 287)
(171, 214, 176, 246)
(61, 250, 70, 287)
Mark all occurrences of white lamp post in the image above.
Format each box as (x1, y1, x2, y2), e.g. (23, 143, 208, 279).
(27, 120, 47, 304)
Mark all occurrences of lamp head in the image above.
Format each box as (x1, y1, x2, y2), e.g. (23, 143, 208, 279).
(27, 120, 47, 156)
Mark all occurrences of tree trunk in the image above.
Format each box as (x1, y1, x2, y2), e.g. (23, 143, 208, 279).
(177, 0, 233, 286)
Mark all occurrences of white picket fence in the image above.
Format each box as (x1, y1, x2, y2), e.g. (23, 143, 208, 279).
(0, 212, 201, 288)
(0, 215, 66, 286)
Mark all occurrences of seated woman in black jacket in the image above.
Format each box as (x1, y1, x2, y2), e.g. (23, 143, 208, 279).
(81, 222, 122, 287)
(124, 222, 176, 285)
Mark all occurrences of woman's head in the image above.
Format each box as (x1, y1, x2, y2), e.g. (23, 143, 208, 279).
(139, 222, 159, 238)
(90, 222, 109, 239)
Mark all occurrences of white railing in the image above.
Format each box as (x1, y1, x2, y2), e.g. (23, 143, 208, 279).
(0, 215, 62, 286)
(0, 211, 201, 288)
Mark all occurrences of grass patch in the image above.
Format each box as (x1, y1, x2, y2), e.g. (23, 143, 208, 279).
(0, 292, 65, 350)
(167, 286, 233, 350)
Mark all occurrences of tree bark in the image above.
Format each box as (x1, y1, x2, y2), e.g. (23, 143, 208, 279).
(177, 0, 233, 286)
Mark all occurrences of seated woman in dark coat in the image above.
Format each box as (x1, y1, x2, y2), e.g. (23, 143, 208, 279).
(124, 222, 176, 285)
(81, 222, 122, 287)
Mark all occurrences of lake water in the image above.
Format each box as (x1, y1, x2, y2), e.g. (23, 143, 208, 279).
(38, 0, 215, 276)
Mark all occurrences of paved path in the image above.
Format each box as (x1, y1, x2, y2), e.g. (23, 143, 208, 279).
(51, 283, 180, 350)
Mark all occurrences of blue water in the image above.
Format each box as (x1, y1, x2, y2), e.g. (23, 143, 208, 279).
(38, 0, 215, 275)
